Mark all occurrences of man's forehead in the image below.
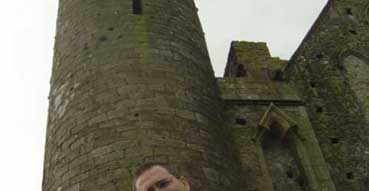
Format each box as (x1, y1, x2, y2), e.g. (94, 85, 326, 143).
(135, 166, 171, 188)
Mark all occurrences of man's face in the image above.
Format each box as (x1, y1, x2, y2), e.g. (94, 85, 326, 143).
(135, 166, 190, 191)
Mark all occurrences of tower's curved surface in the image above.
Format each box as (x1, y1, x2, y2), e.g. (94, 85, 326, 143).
(42, 1, 238, 191)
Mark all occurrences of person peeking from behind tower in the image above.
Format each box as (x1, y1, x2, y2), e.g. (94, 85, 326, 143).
(133, 162, 190, 191)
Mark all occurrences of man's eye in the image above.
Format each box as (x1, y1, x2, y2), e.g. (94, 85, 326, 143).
(157, 180, 170, 188)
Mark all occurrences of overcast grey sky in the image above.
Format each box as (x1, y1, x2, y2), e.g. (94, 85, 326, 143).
(0, 0, 327, 190)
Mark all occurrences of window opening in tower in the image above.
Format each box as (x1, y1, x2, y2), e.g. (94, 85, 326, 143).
(133, 0, 143, 15)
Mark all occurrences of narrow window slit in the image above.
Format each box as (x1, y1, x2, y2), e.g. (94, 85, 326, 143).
(236, 64, 247, 77)
(309, 81, 317, 88)
(286, 169, 294, 178)
(316, 54, 324, 59)
(235, 118, 247, 125)
(346, 172, 354, 180)
(345, 8, 353, 16)
(330, 137, 339, 144)
(349, 30, 357, 35)
(316, 106, 323, 113)
(133, 0, 143, 15)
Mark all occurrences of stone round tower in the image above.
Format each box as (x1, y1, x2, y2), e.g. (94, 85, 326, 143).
(42, 1, 238, 191)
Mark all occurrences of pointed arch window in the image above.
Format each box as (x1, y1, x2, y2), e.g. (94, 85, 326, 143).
(253, 103, 321, 191)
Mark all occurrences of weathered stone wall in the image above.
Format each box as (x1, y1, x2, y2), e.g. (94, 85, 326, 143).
(43, 1, 369, 191)
(43, 1, 238, 191)
(219, 42, 335, 191)
(218, 77, 336, 191)
(284, 0, 369, 190)
(224, 41, 287, 80)
(221, 103, 334, 191)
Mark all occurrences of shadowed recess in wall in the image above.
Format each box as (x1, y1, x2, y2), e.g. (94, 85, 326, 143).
(342, 52, 369, 119)
(133, 0, 142, 14)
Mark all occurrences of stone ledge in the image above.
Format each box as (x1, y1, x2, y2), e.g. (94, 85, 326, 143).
(217, 78, 302, 105)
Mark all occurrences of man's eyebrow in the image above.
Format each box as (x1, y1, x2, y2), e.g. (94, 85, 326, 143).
(137, 170, 159, 187)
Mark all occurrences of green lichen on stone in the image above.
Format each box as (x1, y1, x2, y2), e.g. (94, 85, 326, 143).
(232, 41, 271, 64)
(44, 1, 369, 191)
(225, 41, 288, 82)
(133, 15, 148, 64)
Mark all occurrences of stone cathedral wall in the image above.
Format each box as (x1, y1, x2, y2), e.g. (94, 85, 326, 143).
(219, 42, 335, 191)
(284, 0, 369, 190)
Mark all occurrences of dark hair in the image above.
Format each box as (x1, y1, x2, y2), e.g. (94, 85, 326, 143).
(132, 162, 177, 191)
